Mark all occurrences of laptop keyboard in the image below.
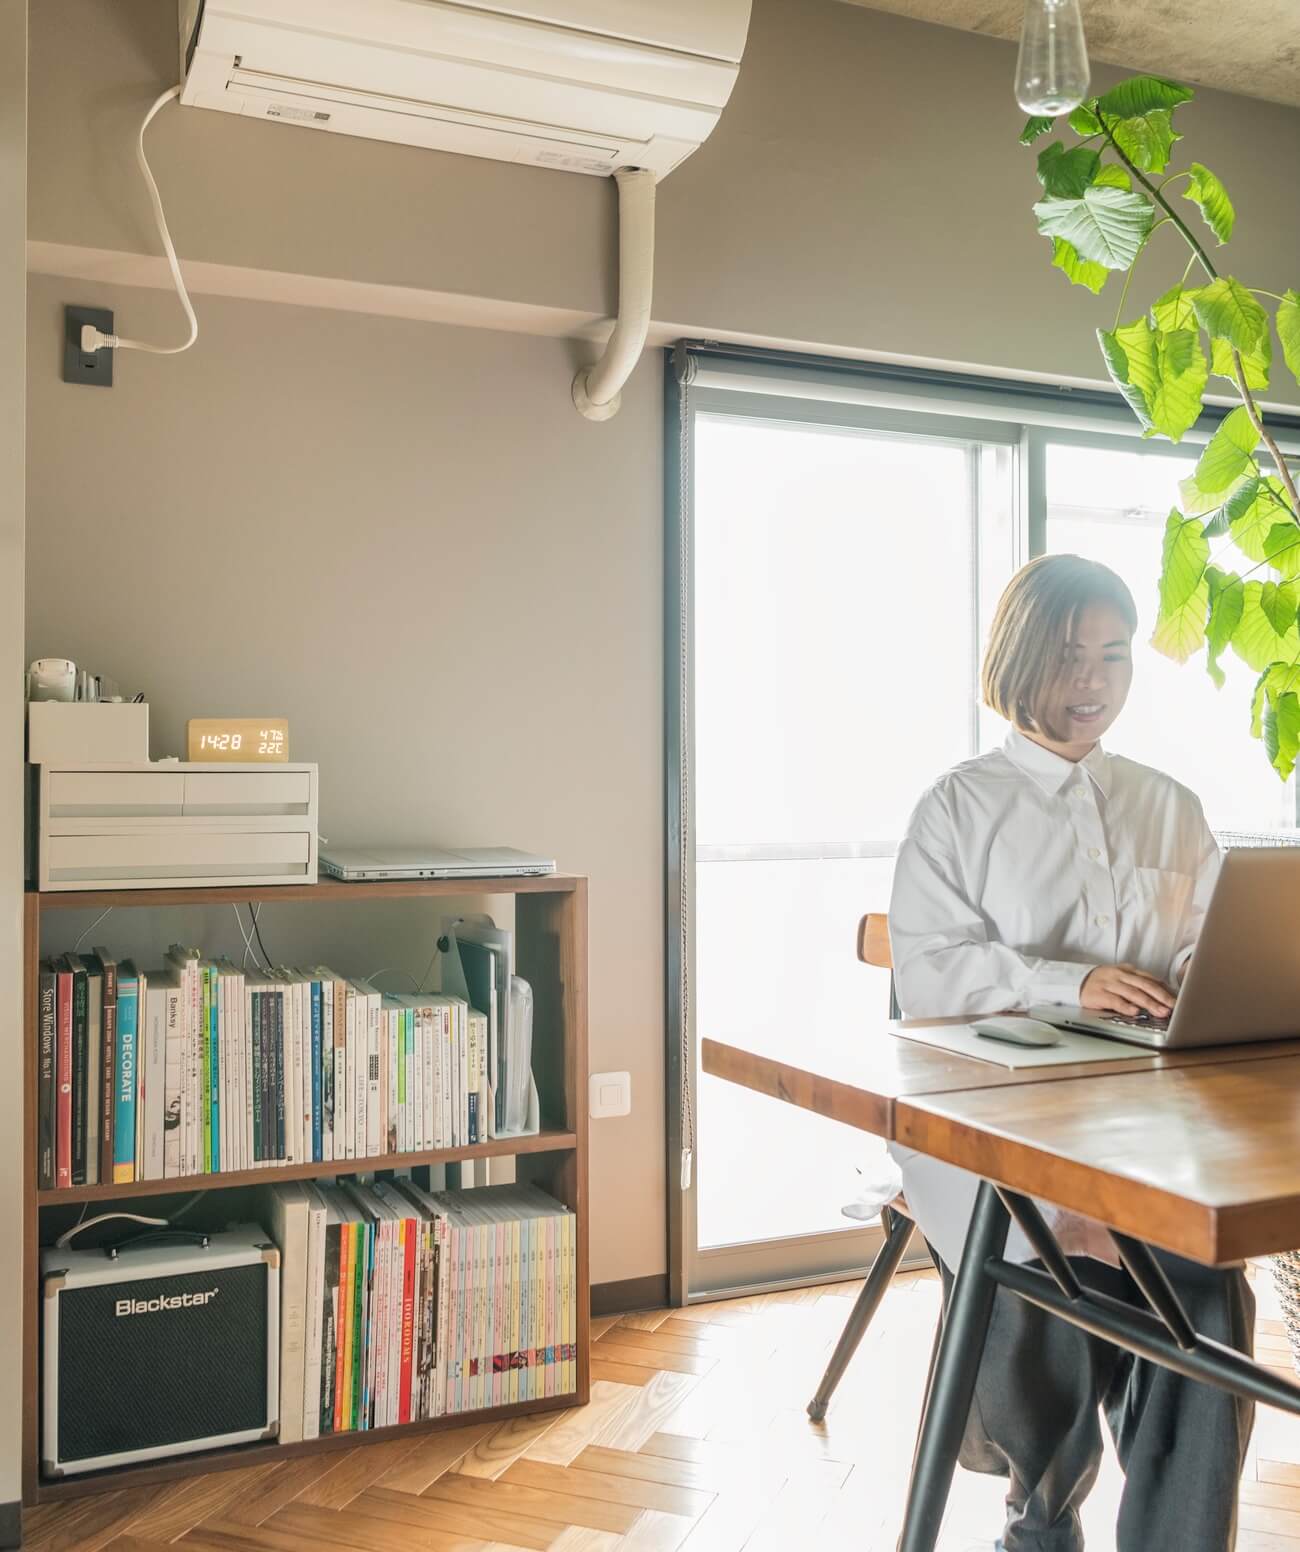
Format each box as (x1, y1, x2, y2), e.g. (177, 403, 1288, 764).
(1103, 1013, 1171, 1033)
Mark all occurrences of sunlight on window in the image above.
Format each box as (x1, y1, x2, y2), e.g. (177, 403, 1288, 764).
(1047, 443, 1295, 833)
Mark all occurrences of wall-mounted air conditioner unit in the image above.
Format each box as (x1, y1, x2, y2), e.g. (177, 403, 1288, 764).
(179, 0, 751, 182)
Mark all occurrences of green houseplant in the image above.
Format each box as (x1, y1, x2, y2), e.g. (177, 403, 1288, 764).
(1020, 78, 1300, 777)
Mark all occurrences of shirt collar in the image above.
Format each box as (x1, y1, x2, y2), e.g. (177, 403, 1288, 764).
(1003, 728, 1111, 799)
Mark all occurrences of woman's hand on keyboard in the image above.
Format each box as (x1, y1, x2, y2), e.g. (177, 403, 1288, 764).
(1081, 963, 1176, 1019)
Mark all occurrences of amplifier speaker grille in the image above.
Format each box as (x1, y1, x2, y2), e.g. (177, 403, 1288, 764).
(54, 1262, 269, 1465)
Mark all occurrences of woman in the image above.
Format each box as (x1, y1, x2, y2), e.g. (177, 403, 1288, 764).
(888, 555, 1253, 1552)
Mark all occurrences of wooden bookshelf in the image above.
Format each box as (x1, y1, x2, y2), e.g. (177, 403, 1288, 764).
(22, 874, 590, 1506)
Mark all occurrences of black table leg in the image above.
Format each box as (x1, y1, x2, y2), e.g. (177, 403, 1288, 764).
(898, 1180, 1010, 1552)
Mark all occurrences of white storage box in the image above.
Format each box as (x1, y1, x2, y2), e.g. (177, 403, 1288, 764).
(27, 701, 150, 764)
(35, 761, 318, 890)
(41, 1226, 280, 1476)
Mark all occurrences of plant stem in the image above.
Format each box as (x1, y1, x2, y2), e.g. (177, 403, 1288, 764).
(1098, 113, 1219, 283)
(1234, 350, 1300, 517)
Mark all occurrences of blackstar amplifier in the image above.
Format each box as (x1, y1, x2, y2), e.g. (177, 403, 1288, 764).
(41, 1227, 280, 1477)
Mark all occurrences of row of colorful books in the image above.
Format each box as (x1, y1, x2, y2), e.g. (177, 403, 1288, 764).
(261, 1179, 577, 1441)
(38, 946, 491, 1190)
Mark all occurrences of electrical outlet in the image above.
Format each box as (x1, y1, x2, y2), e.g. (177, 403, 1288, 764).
(589, 1070, 632, 1119)
(64, 304, 114, 387)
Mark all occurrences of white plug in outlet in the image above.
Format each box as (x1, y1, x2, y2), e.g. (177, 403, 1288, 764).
(589, 1071, 632, 1119)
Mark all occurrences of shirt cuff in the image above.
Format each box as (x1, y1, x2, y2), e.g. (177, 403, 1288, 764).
(1171, 945, 1194, 985)
(1029, 959, 1091, 1008)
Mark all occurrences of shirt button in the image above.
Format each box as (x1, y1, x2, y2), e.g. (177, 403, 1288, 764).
(1095, 913, 1111, 928)
(1088, 847, 1101, 861)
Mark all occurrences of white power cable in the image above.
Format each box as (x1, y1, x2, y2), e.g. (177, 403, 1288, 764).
(80, 86, 198, 358)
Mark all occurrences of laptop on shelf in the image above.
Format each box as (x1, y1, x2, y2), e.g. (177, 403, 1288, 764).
(319, 845, 556, 882)
(1030, 847, 1300, 1049)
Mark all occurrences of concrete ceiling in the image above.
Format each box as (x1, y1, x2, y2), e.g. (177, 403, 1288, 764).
(839, 1, 1300, 109)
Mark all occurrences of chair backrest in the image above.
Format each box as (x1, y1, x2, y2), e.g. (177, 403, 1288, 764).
(857, 912, 892, 970)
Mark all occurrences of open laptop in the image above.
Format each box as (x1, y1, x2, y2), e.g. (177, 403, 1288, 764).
(319, 845, 556, 882)
(1030, 847, 1300, 1049)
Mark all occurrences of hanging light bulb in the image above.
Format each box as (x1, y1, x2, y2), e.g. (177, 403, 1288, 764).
(1015, 0, 1090, 116)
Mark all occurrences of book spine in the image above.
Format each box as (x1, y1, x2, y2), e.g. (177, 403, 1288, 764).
(250, 991, 263, 1162)
(163, 982, 182, 1177)
(216, 972, 228, 1173)
(400, 1219, 415, 1424)
(199, 967, 212, 1173)
(386, 1008, 398, 1157)
(98, 994, 117, 1185)
(112, 976, 137, 1184)
(37, 968, 56, 1190)
(70, 968, 88, 1186)
(144, 989, 166, 1181)
(321, 1219, 339, 1434)
(333, 981, 347, 1163)
(303, 1199, 324, 1441)
(336, 1219, 352, 1433)
(321, 981, 334, 1164)
(274, 990, 286, 1163)
(466, 1013, 478, 1147)
(351, 1222, 365, 1430)
(353, 992, 367, 1162)
(395, 1009, 406, 1155)
(344, 988, 356, 1162)
(366, 996, 380, 1158)
(56, 970, 73, 1189)
(311, 980, 323, 1164)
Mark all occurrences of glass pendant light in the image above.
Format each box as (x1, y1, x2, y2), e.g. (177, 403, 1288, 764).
(1015, 0, 1090, 116)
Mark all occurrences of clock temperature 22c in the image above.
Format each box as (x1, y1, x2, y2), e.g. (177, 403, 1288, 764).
(185, 717, 290, 763)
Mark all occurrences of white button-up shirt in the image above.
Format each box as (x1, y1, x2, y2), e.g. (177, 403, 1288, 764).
(886, 729, 1219, 1269)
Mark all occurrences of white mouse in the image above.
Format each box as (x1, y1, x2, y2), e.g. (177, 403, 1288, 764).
(972, 1015, 1062, 1048)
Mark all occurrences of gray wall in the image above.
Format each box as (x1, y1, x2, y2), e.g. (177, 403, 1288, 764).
(22, 0, 1300, 1298)
(25, 276, 664, 1284)
(27, 0, 1300, 397)
(1, 0, 24, 1512)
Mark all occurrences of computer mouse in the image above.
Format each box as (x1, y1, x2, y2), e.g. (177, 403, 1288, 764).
(972, 1016, 1062, 1048)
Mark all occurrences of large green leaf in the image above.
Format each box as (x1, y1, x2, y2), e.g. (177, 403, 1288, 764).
(1227, 477, 1294, 561)
(1051, 238, 1108, 294)
(1277, 290, 1300, 388)
(1037, 143, 1101, 197)
(1211, 331, 1270, 391)
(1261, 580, 1298, 637)
(1159, 510, 1209, 610)
(1034, 186, 1156, 269)
(1193, 406, 1260, 494)
(1191, 277, 1269, 353)
(1183, 163, 1235, 244)
(1205, 567, 1244, 687)
(1111, 108, 1181, 174)
(1098, 321, 1207, 442)
(1096, 76, 1194, 119)
(1153, 511, 1209, 663)
(1232, 580, 1300, 671)
(1251, 662, 1300, 739)
(1093, 164, 1132, 191)
(1264, 522, 1300, 581)
(1020, 115, 1055, 145)
(1069, 102, 1102, 135)
(1151, 285, 1197, 332)
(1264, 691, 1300, 778)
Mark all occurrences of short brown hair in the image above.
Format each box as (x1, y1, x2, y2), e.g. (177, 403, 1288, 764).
(982, 555, 1138, 739)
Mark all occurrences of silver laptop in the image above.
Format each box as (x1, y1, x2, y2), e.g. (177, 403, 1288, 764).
(1031, 847, 1300, 1049)
(319, 845, 556, 882)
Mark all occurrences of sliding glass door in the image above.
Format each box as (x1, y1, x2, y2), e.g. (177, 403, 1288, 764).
(668, 348, 1300, 1303)
(681, 394, 1017, 1295)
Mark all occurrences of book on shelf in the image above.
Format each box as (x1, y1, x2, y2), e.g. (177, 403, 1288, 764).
(39, 933, 533, 1189)
(258, 1179, 576, 1436)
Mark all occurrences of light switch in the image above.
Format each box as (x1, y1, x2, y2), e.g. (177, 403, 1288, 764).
(589, 1070, 632, 1119)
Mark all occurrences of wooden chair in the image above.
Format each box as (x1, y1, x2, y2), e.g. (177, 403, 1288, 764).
(806, 912, 915, 1421)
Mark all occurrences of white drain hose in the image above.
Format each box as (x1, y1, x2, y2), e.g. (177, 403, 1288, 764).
(573, 166, 656, 420)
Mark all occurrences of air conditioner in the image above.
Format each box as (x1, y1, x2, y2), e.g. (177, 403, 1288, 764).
(178, 0, 753, 181)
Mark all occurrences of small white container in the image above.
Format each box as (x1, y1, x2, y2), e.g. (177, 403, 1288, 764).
(27, 701, 150, 764)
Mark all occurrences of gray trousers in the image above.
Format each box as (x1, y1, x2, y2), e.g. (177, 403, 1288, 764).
(936, 1250, 1255, 1552)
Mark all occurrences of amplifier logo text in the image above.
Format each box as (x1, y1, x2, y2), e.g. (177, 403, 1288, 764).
(114, 1288, 218, 1316)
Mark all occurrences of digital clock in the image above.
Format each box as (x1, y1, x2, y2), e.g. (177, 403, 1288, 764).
(185, 717, 290, 763)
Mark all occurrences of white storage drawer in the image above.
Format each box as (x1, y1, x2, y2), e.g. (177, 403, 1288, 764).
(46, 829, 312, 884)
(34, 762, 318, 890)
(48, 771, 185, 817)
(182, 771, 312, 814)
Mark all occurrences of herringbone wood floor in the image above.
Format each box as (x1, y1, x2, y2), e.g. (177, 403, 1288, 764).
(26, 1265, 1300, 1552)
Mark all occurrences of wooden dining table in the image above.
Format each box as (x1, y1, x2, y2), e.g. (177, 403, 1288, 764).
(703, 1026, 1300, 1552)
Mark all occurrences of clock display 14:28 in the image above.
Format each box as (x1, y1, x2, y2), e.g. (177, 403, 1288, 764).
(185, 717, 290, 762)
